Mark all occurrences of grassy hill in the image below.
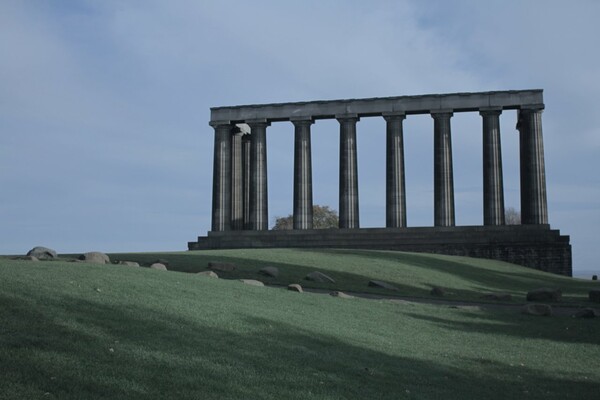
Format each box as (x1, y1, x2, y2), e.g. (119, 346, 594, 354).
(1, 250, 599, 399)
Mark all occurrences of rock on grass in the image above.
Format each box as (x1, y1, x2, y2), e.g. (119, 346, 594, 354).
(522, 303, 553, 316)
(150, 263, 167, 271)
(288, 284, 303, 293)
(526, 288, 561, 302)
(27, 246, 57, 260)
(305, 271, 335, 283)
(79, 252, 110, 264)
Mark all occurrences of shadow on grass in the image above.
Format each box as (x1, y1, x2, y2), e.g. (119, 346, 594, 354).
(2, 292, 599, 400)
(403, 309, 600, 346)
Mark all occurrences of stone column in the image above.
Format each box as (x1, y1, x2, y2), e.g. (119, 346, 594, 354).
(480, 108, 505, 225)
(210, 122, 232, 231)
(292, 118, 314, 229)
(231, 128, 244, 230)
(337, 114, 360, 229)
(432, 111, 455, 227)
(248, 120, 270, 230)
(384, 113, 407, 228)
(517, 107, 548, 225)
(242, 134, 251, 230)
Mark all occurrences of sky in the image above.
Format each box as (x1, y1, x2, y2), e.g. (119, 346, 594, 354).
(1, 0, 599, 277)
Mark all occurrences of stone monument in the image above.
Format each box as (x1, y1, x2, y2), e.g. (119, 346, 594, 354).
(188, 90, 572, 276)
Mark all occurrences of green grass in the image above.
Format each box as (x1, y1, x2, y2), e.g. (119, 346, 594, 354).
(109, 248, 595, 304)
(1, 253, 599, 399)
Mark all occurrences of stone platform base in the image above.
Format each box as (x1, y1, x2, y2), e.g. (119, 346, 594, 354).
(188, 224, 572, 276)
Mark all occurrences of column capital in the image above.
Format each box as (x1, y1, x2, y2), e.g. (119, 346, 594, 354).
(382, 112, 406, 122)
(336, 113, 360, 122)
(479, 107, 502, 116)
(520, 104, 545, 112)
(209, 120, 232, 128)
(290, 117, 314, 127)
(430, 110, 454, 118)
(246, 119, 271, 128)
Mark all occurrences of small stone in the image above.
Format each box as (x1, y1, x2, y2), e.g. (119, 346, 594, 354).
(259, 266, 279, 277)
(208, 262, 236, 272)
(239, 279, 264, 287)
(288, 284, 303, 293)
(153, 259, 170, 267)
(79, 252, 110, 264)
(26, 246, 57, 260)
(368, 280, 400, 291)
(150, 263, 167, 271)
(197, 270, 219, 278)
(526, 288, 562, 302)
(430, 286, 445, 296)
(330, 291, 353, 299)
(481, 292, 512, 301)
(589, 289, 600, 303)
(304, 271, 335, 283)
(572, 308, 597, 319)
(521, 303, 553, 316)
(119, 261, 139, 267)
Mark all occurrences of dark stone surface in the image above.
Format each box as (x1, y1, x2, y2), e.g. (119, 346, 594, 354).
(522, 303, 553, 316)
(589, 290, 600, 303)
(430, 286, 445, 296)
(287, 284, 303, 293)
(190, 225, 572, 276)
(572, 308, 597, 319)
(526, 288, 562, 302)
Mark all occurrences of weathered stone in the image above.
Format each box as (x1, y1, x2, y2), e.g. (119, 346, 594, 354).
(153, 259, 170, 267)
(572, 308, 597, 319)
(119, 261, 139, 267)
(197, 270, 219, 278)
(305, 271, 335, 283)
(239, 279, 264, 287)
(430, 286, 445, 296)
(521, 303, 553, 316)
(481, 292, 512, 301)
(287, 284, 303, 293)
(150, 263, 167, 271)
(208, 262, 236, 272)
(368, 280, 400, 291)
(26, 246, 57, 260)
(526, 288, 561, 302)
(259, 266, 279, 277)
(329, 291, 353, 299)
(79, 252, 110, 264)
(589, 290, 600, 303)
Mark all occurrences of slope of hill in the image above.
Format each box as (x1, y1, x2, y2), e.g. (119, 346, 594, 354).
(1, 251, 599, 399)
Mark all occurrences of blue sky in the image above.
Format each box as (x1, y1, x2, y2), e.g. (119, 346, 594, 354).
(1, 1, 599, 276)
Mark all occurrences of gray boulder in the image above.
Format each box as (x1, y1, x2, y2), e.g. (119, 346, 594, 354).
(239, 279, 264, 287)
(150, 263, 167, 271)
(153, 259, 170, 268)
(589, 289, 600, 303)
(522, 303, 553, 316)
(572, 308, 598, 319)
(481, 292, 512, 301)
(119, 261, 139, 267)
(368, 280, 400, 291)
(208, 262, 236, 272)
(305, 271, 335, 283)
(79, 252, 110, 264)
(526, 288, 562, 302)
(259, 266, 279, 278)
(329, 291, 353, 299)
(288, 284, 303, 293)
(26, 246, 57, 260)
(197, 270, 219, 278)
